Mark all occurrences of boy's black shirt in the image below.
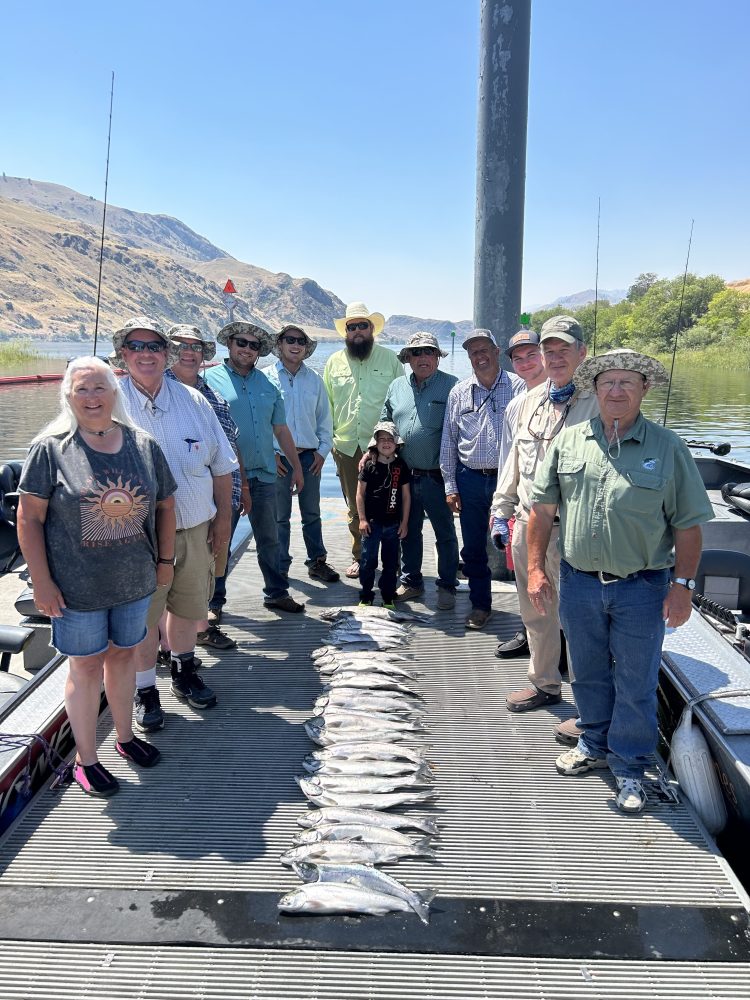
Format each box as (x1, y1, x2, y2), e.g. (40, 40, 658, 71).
(358, 456, 412, 524)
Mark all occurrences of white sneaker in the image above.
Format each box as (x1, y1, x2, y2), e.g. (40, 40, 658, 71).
(555, 747, 608, 776)
(616, 777, 647, 813)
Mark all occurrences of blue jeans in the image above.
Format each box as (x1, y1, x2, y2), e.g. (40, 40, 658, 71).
(401, 471, 459, 592)
(52, 593, 151, 657)
(456, 463, 496, 611)
(276, 451, 327, 578)
(359, 522, 400, 604)
(210, 507, 241, 610)
(558, 559, 670, 779)
(243, 478, 289, 602)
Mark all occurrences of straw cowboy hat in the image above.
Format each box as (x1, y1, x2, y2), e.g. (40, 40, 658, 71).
(167, 324, 217, 362)
(217, 321, 274, 357)
(334, 302, 386, 338)
(272, 324, 318, 361)
(397, 332, 448, 363)
(112, 315, 180, 366)
(574, 348, 669, 393)
(367, 421, 404, 448)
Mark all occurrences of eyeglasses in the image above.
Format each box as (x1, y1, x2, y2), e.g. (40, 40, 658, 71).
(123, 340, 167, 354)
(346, 321, 371, 332)
(527, 396, 573, 441)
(281, 335, 307, 346)
(231, 337, 262, 351)
(175, 342, 204, 354)
(409, 347, 437, 357)
(595, 377, 645, 393)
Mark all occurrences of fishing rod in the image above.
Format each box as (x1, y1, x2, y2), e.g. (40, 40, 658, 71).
(662, 219, 694, 427)
(92, 72, 115, 356)
(592, 196, 600, 356)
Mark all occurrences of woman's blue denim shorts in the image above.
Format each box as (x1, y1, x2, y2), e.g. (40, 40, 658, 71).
(51, 593, 152, 658)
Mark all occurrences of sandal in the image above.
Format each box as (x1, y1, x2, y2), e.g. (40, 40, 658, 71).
(345, 561, 360, 579)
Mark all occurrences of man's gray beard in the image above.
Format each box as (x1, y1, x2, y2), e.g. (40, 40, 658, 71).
(347, 338, 374, 360)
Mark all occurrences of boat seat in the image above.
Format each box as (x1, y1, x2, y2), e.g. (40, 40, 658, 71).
(695, 548, 750, 619)
(0, 624, 35, 673)
(0, 461, 23, 576)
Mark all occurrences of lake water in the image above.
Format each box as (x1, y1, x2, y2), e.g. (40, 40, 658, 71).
(1, 343, 748, 494)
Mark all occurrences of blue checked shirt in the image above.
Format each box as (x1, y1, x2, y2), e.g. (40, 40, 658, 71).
(440, 369, 524, 495)
(167, 369, 242, 509)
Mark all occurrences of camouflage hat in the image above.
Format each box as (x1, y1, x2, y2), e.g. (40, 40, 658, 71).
(506, 329, 541, 358)
(397, 331, 448, 363)
(461, 328, 497, 349)
(367, 420, 404, 449)
(167, 324, 217, 362)
(217, 321, 274, 357)
(272, 324, 318, 361)
(111, 315, 179, 366)
(539, 315, 584, 345)
(573, 349, 669, 393)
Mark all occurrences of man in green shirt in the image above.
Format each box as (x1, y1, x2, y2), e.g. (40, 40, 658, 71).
(527, 349, 713, 815)
(324, 302, 403, 578)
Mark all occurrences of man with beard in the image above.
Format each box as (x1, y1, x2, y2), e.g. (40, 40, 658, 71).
(324, 303, 403, 579)
(493, 315, 598, 718)
(205, 322, 306, 613)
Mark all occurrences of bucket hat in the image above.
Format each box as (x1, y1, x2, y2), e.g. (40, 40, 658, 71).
(462, 328, 497, 350)
(397, 331, 448, 363)
(505, 329, 541, 358)
(334, 302, 386, 338)
(217, 321, 274, 357)
(273, 324, 318, 361)
(112, 315, 179, 366)
(539, 315, 584, 345)
(573, 348, 669, 393)
(367, 420, 404, 448)
(167, 324, 217, 362)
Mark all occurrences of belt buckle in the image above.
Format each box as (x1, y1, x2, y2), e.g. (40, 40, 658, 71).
(598, 570, 619, 585)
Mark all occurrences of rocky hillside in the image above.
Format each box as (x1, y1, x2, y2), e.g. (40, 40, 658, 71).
(383, 315, 474, 343)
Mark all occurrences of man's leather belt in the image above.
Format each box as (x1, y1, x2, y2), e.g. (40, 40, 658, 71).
(578, 568, 640, 585)
(468, 467, 498, 476)
(411, 467, 442, 477)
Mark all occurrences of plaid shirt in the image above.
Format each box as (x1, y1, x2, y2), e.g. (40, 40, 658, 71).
(167, 369, 242, 509)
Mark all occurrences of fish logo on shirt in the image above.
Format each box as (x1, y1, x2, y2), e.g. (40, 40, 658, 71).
(642, 458, 658, 471)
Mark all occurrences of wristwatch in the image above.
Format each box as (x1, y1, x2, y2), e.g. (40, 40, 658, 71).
(158, 557, 176, 566)
(674, 577, 696, 590)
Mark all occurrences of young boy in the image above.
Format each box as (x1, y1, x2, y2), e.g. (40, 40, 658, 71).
(356, 421, 411, 608)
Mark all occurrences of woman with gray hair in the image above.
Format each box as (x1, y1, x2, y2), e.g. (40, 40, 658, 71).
(17, 357, 177, 799)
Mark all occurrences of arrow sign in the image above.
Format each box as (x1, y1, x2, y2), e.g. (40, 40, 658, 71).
(223, 279, 237, 295)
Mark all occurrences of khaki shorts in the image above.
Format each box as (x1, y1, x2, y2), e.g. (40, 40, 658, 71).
(147, 521, 215, 627)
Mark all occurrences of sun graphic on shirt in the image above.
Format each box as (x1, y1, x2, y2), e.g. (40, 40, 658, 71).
(80, 475, 149, 544)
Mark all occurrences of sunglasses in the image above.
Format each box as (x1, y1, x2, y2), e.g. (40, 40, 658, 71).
(175, 342, 205, 354)
(231, 337, 261, 351)
(123, 340, 167, 354)
(409, 347, 437, 357)
(281, 335, 307, 346)
(346, 321, 371, 332)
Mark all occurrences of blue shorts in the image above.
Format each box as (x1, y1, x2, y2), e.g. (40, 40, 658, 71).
(51, 594, 152, 658)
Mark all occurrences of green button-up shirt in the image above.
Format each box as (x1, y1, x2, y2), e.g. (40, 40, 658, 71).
(323, 343, 404, 456)
(530, 412, 713, 577)
(381, 369, 458, 470)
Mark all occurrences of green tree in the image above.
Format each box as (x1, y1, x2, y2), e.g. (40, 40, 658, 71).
(627, 272, 658, 302)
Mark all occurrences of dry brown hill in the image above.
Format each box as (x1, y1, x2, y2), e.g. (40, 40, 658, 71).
(728, 278, 750, 295)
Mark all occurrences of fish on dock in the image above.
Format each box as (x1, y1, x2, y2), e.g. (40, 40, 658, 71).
(281, 838, 435, 867)
(292, 861, 438, 924)
(297, 807, 440, 837)
(296, 778, 438, 809)
(278, 882, 420, 919)
(320, 606, 430, 624)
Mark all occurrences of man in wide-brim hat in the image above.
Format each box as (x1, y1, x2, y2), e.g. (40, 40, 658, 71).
(266, 324, 339, 587)
(324, 302, 403, 578)
(205, 318, 307, 614)
(379, 332, 459, 609)
(526, 348, 713, 815)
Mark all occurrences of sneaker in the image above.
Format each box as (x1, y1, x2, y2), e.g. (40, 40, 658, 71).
(73, 761, 119, 798)
(134, 685, 164, 732)
(308, 558, 340, 583)
(208, 607, 223, 626)
(170, 666, 217, 709)
(115, 735, 161, 768)
(264, 595, 305, 613)
(465, 607, 491, 630)
(436, 588, 456, 610)
(196, 624, 237, 650)
(616, 777, 647, 813)
(382, 602, 396, 611)
(555, 747, 608, 776)
(506, 686, 562, 713)
(553, 717, 581, 747)
(358, 599, 374, 607)
(495, 630, 530, 659)
(394, 584, 424, 602)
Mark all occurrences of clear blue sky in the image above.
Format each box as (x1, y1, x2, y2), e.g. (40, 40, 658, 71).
(2, 1, 748, 321)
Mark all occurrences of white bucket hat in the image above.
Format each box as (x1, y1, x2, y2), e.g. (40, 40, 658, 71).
(367, 420, 404, 449)
(334, 302, 385, 338)
(273, 324, 318, 361)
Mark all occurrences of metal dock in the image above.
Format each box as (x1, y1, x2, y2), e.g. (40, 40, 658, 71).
(1, 498, 749, 998)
